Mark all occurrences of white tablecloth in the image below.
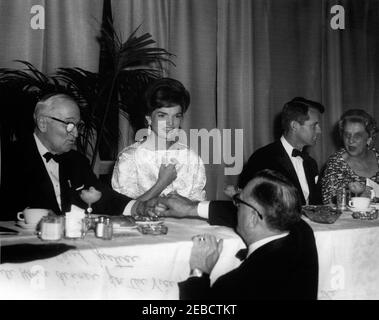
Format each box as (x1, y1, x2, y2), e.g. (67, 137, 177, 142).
(305, 211, 379, 300)
(2, 212, 379, 300)
(0, 218, 244, 299)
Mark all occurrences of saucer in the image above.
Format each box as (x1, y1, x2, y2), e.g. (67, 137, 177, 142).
(347, 205, 375, 213)
(15, 221, 38, 230)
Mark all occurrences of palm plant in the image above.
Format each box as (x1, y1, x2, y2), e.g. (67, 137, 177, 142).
(0, 60, 68, 142)
(0, 25, 174, 168)
(0, 61, 98, 154)
(56, 24, 174, 167)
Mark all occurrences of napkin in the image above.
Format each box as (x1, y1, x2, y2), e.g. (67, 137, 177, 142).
(65, 205, 85, 238)
(66, 205, 85, 217)
(366, 178, 379, 198)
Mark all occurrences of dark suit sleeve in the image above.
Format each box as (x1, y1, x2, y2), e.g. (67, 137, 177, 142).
(306, 157, 322, 205)
(0, 141, 27, 220)
(67, 152, 132, 215)
(238, 150, 265, 188)
(179, 275, 211, 300)
(288, 219, 319, 299)
(208, 201, 237, 228)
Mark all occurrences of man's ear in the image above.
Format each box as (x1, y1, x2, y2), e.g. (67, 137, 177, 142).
(248, 210, 259, 228)
(36, 116, 48, 132)
(290, 120, 299, 132)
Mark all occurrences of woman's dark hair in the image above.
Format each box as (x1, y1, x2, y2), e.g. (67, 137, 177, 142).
(338, 109, 378, 140)
(145, 78, 190, 115)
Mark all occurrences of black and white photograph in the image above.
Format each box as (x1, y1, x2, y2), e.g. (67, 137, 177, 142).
(0, 0, 379, 305)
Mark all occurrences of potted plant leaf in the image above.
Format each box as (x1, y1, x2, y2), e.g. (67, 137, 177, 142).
(0, 25, 174, 172)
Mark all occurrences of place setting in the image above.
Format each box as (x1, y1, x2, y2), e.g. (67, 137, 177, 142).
(0, 208, 51, 240)
(346, 196, 379, 220)
(15, 208, 50, 232)
(6, 205, 169, 242)
(301, 193, 379, 225)
(78, 188, 168, 237)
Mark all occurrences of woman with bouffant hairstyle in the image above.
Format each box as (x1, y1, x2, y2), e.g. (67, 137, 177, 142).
(112, 78, 206, 202)
(321, 109, 379, 204)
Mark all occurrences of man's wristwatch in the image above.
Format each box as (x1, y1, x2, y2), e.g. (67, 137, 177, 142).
(189, 268, 204, 278)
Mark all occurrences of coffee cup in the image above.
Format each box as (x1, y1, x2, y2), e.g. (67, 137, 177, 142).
(348, 197, 371, 211)
(17, 208, 49, 225)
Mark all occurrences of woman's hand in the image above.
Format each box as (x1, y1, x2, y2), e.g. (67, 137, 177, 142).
(157, 192, 199, 218)
(362, 186, 374, 199)
(158, 163, 177, 187)
(134, 163, 177, 202)
(348, 182, 365, 196)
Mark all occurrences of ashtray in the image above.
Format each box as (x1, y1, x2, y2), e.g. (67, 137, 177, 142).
(302, 205, 342, 224)
(138, 223, 168, 235)
(134, 214, 161, 222)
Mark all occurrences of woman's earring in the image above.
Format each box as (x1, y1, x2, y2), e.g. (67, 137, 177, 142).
(147, 124, 152, 135)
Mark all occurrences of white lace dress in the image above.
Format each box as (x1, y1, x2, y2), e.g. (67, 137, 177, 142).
(111, 141, 207, 201)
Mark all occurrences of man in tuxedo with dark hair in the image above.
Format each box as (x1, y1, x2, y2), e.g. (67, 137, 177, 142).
(160, 170, 318, 300)
(0, 93, 149, 220)
(239, 97, 324, 205)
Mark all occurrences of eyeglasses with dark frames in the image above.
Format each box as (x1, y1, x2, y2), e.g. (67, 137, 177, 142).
(46, 116, 84, 133)
(232, 194, 263, 220)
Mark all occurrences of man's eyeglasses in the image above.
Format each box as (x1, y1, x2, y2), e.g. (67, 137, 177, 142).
(232, 194, 263, 220)
(46, 116, 84, 133)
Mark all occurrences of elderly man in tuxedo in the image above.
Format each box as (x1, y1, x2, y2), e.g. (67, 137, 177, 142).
(159, 170, 319, 300)
(0, 93, 149, 220)
(239, 97, 325, 205)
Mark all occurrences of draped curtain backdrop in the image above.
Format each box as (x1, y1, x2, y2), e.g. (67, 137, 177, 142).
(1, 0, 378, 200)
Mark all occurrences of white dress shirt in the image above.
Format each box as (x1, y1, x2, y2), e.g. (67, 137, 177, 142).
(196, 203, 288, 254)
(34, 134, 135, 215)
(34, 133, 62, 209)
(198, 201, 210, 219)
(197, 136, 311, 218)
(246, 233, 288, 258)
(280, 136, 309, 204)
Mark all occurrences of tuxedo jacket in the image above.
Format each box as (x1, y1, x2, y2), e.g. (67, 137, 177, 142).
(238, 140, 322, 205)
(208, 201, 237, 227)
(179, 219, 318, 300)
(0, 135, 131, 220)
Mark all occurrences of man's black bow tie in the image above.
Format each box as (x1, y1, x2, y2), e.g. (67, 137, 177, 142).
(291, 149, 307, 159)
(43, 152, 62, 163)
(235, 248, 248, 261)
